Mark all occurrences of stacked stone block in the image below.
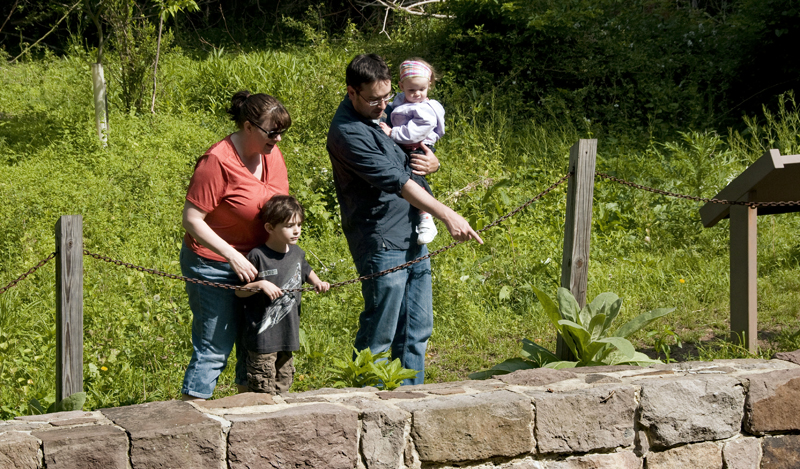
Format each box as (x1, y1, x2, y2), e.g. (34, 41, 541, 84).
(3, 354, 800, 468)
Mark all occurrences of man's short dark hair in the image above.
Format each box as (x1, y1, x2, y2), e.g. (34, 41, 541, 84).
(346, 54, 392, 91)
(260, 195, 305, 227)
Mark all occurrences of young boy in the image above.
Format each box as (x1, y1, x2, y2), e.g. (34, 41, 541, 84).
(235, 195, 329, 394)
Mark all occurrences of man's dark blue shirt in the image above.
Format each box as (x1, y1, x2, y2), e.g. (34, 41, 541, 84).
(327, 96, 418, 257)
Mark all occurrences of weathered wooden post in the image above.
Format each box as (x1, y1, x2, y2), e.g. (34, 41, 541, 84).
(558, 139, 598, 360)
(56, 215, 83, 403)
(729, 202, 757, 350)
(92, 63, 109, 147)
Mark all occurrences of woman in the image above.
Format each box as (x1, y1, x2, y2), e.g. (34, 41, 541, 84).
(180, 90, 291, 400)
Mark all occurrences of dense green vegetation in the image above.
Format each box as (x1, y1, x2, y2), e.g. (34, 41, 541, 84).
(1, 1, 800, 418)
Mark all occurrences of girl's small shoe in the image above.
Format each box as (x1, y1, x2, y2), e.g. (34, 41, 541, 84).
(416, 212, 438, 245)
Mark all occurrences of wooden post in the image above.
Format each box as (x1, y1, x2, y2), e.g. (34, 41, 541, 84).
(92, 63, 108, 146)
(729, 202, 758, 351)
(56, 215, 83, 403)
(558, 139, 598, 360)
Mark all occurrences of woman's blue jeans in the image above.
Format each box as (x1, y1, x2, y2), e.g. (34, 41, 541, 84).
(353, 245, 433, 385)
(180, 243, 247, 398)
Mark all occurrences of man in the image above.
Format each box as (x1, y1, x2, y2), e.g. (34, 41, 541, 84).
(327, 53, 482, 385)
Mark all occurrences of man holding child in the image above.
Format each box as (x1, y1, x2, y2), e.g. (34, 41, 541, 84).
(327, 53, 483, 385)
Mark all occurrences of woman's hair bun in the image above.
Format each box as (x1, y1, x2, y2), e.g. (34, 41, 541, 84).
(227, 90, 252, 121)
(226, 90, 292, 131)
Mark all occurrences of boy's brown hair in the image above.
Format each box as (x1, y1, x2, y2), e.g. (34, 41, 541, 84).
(259, 195, 305, 227)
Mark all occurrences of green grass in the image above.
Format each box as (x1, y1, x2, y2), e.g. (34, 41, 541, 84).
(1, 44, 799, 418)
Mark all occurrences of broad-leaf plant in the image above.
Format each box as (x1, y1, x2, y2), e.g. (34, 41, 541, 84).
(470, 287, 674, 378)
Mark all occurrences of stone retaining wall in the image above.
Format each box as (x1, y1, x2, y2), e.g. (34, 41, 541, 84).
(4, 353, 800, 468)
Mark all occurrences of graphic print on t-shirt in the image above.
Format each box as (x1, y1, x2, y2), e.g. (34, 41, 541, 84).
(257, 262, 302, 335)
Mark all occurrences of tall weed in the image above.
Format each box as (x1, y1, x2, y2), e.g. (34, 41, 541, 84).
(729, 92, 800, 160)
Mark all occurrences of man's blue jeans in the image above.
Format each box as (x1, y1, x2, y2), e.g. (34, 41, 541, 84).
(353, 245, 433, 385)
(180, 243, 247, 398)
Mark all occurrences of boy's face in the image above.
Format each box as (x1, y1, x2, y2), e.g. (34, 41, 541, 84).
(266, 214, 302, 247)
(399, 77, 430, 104)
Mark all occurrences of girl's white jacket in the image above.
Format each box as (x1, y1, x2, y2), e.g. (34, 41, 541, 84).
(389, 93, 446, 146)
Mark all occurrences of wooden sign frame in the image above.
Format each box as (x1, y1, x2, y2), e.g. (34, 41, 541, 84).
(700, 149, 800, 351)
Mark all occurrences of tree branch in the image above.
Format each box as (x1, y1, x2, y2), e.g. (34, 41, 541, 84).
(405, 0, 447, 9)
(380, 7, 390, 39)
(0, 0, 20, 36)
(10, 1, 81, 63)
(83, 0, 106, 64)
(363, 0, 452, 19)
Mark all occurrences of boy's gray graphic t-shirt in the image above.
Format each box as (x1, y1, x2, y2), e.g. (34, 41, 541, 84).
(240, 244, 311, 353)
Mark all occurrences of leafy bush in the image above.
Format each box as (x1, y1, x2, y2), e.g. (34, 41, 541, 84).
(419, 0, 799, 138)
(29, 391, 85, 415)
(327, 348, 419, 390)
(470, 288, 674, 378)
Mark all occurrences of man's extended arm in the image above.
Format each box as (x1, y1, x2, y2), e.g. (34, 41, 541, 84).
(400, 179, 483, 244)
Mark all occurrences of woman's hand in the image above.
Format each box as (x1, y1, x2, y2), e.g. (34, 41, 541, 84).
(182, 200, 259, 282)
(227, 250, 259, 283)
(410, 143, 440, 176)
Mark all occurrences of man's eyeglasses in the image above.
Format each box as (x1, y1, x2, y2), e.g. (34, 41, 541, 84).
(357, 91, 395, 107)
(248, 120, 286, 139)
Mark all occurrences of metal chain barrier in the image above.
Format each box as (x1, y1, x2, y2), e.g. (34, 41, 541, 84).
(84, 173, 573, 294)
(290, 172, 573, 293)
(83, 250, 261, 293)
(22, 171, 797, 297)
(12, 171, 795, 296)
(596, 172, 800, 208)
(0, 252, 57, 295)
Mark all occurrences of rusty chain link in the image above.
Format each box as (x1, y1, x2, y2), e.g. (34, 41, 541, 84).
(84, 173, 573, 294)
(596, 172, 800, 208)
(0, 252, 57, 295)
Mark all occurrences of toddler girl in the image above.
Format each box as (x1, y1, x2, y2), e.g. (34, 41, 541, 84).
(379, 58, 444, 244)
